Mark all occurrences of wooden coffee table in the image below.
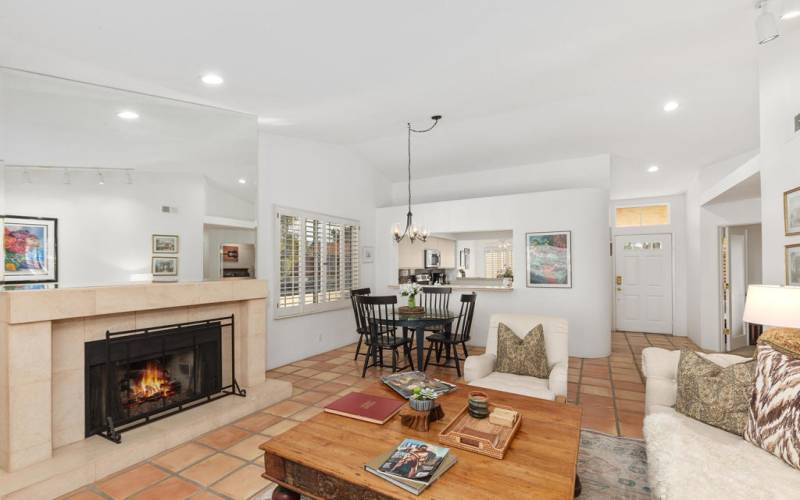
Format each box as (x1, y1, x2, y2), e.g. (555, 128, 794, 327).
(260, 381, 582, 499)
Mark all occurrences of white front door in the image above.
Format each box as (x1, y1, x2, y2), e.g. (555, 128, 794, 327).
(614, 234, 673, 334)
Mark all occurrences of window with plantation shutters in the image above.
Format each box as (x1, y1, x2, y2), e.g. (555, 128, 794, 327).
(275, 207, 359, 317)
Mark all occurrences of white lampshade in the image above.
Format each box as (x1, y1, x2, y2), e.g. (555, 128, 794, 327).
(743, 285, 800, 328)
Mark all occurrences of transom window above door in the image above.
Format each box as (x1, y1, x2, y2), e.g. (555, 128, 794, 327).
(615, 204, 670, 228)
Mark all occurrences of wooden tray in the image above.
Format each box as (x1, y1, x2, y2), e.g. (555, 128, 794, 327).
(438, 403, 521, 459)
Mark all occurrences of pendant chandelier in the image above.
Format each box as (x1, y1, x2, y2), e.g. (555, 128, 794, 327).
(392, 115, 442, 243)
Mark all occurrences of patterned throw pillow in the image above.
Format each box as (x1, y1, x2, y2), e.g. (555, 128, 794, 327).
(757, 327, 800, 359)
(744, 344, 800, 470)
(675, 350, 755, 435)
(495, 322, 550, 378)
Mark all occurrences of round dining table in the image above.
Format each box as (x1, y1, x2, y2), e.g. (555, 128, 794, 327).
(376, 309, 461, 371)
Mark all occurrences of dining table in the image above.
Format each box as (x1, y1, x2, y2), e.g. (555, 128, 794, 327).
(376, 309, 461, 371)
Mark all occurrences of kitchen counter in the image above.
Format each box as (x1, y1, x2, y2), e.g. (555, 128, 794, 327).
(389, 284, 513, 292)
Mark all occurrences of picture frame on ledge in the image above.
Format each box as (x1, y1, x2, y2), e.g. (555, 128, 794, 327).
(1, 215, 58, 284)
(786, 244, 800, 286)
(526, 230, 572, 288)
(784, 186, 800, 236)
(152, 256, 178, 278)
(152, 234, 179, 254)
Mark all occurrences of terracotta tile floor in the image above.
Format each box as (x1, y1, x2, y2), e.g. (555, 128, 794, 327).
(63, 332, 698, 499)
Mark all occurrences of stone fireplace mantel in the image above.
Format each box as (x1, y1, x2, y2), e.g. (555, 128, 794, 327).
(0, 280, 291, 498)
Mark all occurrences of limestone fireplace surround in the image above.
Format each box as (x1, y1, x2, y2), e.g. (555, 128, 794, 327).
(0, 280, 291, 499)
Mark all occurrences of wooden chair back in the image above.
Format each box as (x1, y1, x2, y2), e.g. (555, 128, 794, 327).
(349, 288, 371, 334)
(356, 295, 398, 341)
(421, 287, 452, 312)
(451, 293, 477, 343)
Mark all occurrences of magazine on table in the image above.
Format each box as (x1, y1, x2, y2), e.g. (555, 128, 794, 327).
(364, 439, 456, 495)
(380, 371, 457, 400)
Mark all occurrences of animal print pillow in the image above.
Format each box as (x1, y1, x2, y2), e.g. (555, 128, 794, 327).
(495, 323, 550, 378)
(744, 344, 800, 470)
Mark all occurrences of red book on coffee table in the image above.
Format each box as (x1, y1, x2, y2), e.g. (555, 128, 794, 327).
(324, 391, 405, 424)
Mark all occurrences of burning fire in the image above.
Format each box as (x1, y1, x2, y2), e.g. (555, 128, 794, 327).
(130, 361, 175, 402)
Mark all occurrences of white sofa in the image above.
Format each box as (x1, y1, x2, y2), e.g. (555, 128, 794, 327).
(463, 313, 568, 401)
(642, 347, 800, 500)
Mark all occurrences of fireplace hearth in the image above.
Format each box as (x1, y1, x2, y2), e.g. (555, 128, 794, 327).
(84, 316, 244, 442)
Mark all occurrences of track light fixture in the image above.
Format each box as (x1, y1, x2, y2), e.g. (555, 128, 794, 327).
(756, 0, 780, 44)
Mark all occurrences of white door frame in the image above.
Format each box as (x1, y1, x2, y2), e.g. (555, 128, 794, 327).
(719, 225, 753, 351)
(612, 232, 675, 334)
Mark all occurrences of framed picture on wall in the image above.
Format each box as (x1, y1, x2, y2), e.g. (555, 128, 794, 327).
(526, 231, 572, 288)
(222, 245, 239, 262)
(787, 244, 800, 286)
(784, 186, 800, 236)
(152, 234, 179, 254)
(362, 246, 374, 264)
(1, 215, 58, 284)
(152, 256, 178, 276)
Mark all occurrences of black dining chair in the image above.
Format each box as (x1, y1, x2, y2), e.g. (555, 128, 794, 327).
(424, 293, 476, 377)
(417, 286, 452, 354)
(349, 287, 371, 360)
(356, 295, 415, 377)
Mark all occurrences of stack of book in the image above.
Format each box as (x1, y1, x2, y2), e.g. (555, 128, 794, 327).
(364, 438, 456, 495)
(381, 371, 457, 399)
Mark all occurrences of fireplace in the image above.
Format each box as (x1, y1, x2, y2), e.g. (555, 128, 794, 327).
(84, 316, 244, 442)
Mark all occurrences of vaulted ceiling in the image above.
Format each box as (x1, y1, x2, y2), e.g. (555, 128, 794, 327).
(0, 0, 763, 194)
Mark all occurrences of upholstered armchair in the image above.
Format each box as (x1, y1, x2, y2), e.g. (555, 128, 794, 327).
(463, 313, 569, 401)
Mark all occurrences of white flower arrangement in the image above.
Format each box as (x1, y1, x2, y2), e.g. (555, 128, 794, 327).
(400, 282, 422, 298)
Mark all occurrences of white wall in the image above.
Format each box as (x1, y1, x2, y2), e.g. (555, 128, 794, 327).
(610, 194, 688, 337)
(205, 179, 256, 221)
(4, 170, 205, 286)
(759, 27, 800, 285)
(389, 155, 610, 206)
(376, 188, 612, 358)
(257, 132, 392, 368)
(202, 226, 256, 280)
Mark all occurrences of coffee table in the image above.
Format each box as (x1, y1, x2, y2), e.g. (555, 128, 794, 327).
(260, 381, 582, 499)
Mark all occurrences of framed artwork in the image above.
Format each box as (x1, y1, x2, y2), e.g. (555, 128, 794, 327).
(784, 186, 800, 236)
(152, 256, 178, 276)
(2, 215, 58, 284)
(222, 245, 239, 262)
(362, 246, 374, 264)
(787, 244, 800, 286)
(152, 234, 179, 254)
(526, 231, 572, 288)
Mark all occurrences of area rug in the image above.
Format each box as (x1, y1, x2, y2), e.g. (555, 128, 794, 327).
(577, 429, 651, 499)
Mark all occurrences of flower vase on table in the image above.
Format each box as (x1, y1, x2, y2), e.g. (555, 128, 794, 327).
(399, 283, 425, 315)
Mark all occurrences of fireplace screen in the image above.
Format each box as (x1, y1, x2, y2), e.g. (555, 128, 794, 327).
(85, 316, 243, 442)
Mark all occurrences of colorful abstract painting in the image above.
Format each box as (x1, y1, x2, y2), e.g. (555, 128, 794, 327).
(526, 231, 571, 288)
(2, 216, 58, 283)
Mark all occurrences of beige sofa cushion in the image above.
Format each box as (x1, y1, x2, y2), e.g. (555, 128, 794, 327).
(495, 322, 549, 378)
(675, 350, 755, 435)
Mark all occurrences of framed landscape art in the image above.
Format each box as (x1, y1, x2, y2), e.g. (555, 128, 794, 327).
(787, 244, 800, 286)
(526, 231, 571, 288)
(222, 245, 239, 262)
(152, 234, 179, 254)
(784, 186, 800, 236)
(2, 215, 58, 284)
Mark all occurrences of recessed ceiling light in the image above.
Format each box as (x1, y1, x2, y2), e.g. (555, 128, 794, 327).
(648, 165, 660, 173)
(663, 101, 680, 113)
(238, 178, 247, 184)
(201, 73, 224, 86)
(117, 110, 139, 120)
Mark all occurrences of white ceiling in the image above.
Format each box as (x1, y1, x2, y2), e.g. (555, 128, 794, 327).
(0, 0, 765, 191)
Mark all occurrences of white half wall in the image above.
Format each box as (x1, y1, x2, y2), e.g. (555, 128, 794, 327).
(4, 170, 205, 286)
(257, 132, 392, 369)
(376, 188, 612, 358)
(388, 155, 610, 206)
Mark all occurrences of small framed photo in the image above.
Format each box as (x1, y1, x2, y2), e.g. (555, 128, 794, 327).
(526, 230, 572, 288)
(222, 245, 239, 262)
(152, 234, 179, 254)
(787, 244, 800, 286)
(784, 186, 800, 236)
(2, 215, 58, 284)
(362, 246, 374, 264)
(152, 256, 178, 276)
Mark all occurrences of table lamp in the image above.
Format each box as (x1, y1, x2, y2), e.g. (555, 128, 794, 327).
(743, 285, 800, 329)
